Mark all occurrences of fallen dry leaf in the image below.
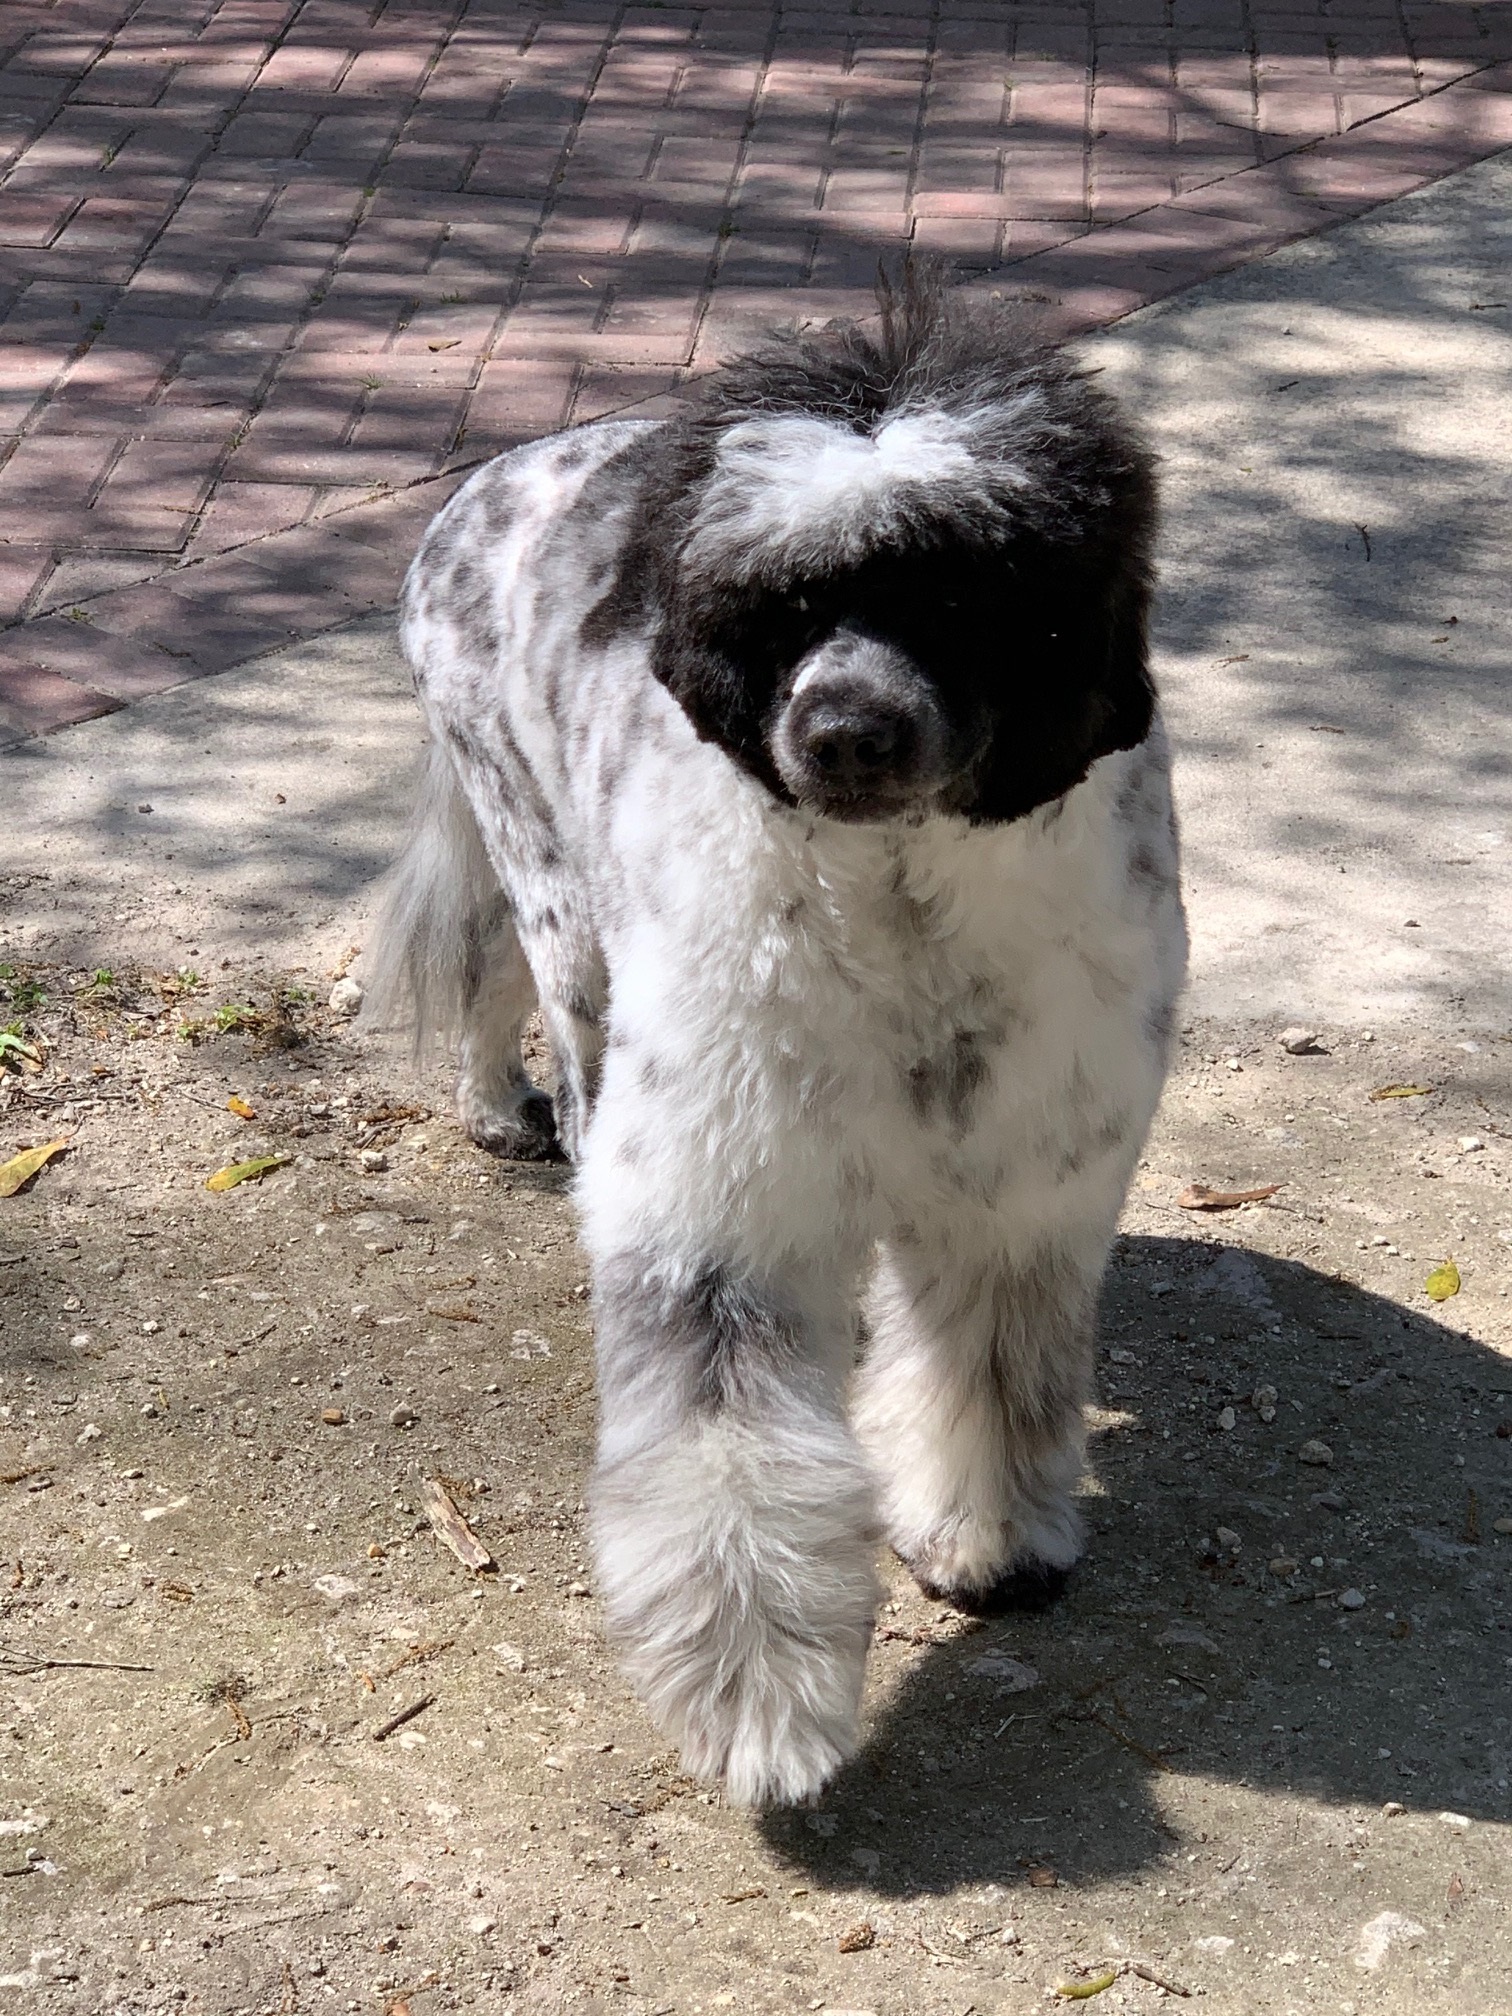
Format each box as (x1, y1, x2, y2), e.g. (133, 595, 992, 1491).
(205, 1153, 292, 1193)
(837, 1921, 876, 1952)
(1176, 1182, 1281, 1211)
(427, 338, 460, 351)
(0, 1135, 72, 1198)
(420, 1478, 494, 1572)
(226, 1095, 256, 1119)
(1369, 1083, 1434, 1101)
(1055, 1971, 1119, 2001)
(1027, 1865, 1059, 1888)
(1424, 1259, 1461, 1302)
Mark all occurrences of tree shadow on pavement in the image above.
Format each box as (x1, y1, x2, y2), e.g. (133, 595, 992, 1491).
(760, 1232, 1512, 1898)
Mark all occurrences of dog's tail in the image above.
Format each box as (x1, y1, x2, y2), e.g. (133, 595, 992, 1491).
(360, 736, 509, 1050)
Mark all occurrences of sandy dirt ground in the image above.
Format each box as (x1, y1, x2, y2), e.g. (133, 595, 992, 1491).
(0, 963, 1508, 2016)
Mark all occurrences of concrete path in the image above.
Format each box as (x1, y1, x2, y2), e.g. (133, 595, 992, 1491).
(2, 0, 1512, 743)
(4, 148, 1508, 1036)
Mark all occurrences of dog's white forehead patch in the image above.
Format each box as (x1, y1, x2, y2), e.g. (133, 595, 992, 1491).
(686, 408, 998, 573)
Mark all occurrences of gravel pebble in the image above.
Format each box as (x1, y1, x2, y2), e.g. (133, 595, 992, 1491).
(389, 1403, 419, 1429)
(328, 977, 364, 1017)
(1298, 1439, 1335, 1467)
(1278, 1027, 1321, 1054)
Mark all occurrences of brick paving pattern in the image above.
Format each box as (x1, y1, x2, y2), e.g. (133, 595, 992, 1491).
(1, 0, 1510, 742)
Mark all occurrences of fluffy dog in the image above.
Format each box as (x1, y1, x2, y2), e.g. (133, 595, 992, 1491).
(369, 274, 1187, 1807)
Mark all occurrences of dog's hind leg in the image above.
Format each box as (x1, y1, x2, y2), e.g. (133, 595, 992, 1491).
(364, 736, 564, 1161)
(854, 1234, 1104, 1613)
(454, 918, 562, 1161)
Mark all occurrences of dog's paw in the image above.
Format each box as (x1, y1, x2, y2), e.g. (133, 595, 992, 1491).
(913, 1555, 1073, 1615)
(456, 1084, 565, 1162)
(898, 1499, 1081, 1617)
(592, 1429, 878, 1809)
(640, 1625, 867, 1809)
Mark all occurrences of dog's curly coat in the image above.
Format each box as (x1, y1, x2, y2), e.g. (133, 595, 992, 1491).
(368, 275, 1187, 1807)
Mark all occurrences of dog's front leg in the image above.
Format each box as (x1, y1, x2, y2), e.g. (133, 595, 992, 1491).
(586, 1244, 880, 1809)
(855, 1234, 1102, 1612)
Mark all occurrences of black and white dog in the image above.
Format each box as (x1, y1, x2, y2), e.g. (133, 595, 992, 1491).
(370, 275, 1187, 1807)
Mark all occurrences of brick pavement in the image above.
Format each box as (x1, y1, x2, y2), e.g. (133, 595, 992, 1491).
(2, 0, 1510, 745)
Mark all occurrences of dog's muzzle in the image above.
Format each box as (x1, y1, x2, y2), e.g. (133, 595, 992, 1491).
(771, 633, 950, 820)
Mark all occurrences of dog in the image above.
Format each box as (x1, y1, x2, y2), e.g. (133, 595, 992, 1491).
(367, 272, 1187, 1807)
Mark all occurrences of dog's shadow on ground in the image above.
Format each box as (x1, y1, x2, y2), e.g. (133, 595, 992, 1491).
(759, 1233, 1512, 1897)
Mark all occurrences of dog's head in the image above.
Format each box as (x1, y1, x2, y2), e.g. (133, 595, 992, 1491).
(589, 275, 1158, 826)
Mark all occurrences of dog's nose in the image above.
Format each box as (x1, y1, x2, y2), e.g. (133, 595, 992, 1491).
(799, 702, 913, 790)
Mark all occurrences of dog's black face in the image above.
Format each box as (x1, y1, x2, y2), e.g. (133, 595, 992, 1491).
(589, 285, 1159, 827)
(653, 528, 1155, 826)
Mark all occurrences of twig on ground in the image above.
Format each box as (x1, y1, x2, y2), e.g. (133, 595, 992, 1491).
(372, 1694, 435, 1743)
(379, 1637, 454, 1679)
(419, 1479, 494, 1572)
(0, 1647, 155, 1675)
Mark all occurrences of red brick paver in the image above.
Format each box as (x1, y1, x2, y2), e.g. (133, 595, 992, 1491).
(2, 0, 1511, 745)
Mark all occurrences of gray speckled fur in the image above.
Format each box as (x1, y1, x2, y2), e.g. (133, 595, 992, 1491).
(369, 398, 1187, 1808)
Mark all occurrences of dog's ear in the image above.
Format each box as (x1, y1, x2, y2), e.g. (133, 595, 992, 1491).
(964, 563, 1156, 826)
(581, 420, 794, 792)
(579, 421, 714, 647)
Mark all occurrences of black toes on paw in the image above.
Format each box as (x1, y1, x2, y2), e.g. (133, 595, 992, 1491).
(469, 1092, 566, 1163)
(914, 1559, 1073, 1617)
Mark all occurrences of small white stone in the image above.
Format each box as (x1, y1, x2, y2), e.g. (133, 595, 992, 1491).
(963, 1655, 1041, 1692)
(468, 1914, 496, 1937)
(328, 977, 364, 1017)
(359, 1149, 388, 1174)
(1278, 1027, 1320, 1054)
(1338, 1587, 1366, 1610)
(1458, 1136, 1485, 1153)
(311, 1573, 359, 1604)
(1298, 1439, 1335, 1467)
(75, 1423, 101, 1446)
(389, 1403, 418, 1428)
(491, 1641, 526, 1672)
(1354, 1910, 1425, 1971)
(141, 1319, 159, 1335)
(1437, 1810, 1471, 1829)
(1215, 1525, 1241, 1550)
(1224, 1056, 1243, 1072)
(1217, 1406, 1237, 1432)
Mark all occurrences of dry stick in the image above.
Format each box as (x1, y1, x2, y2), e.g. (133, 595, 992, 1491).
(1086, 1710, 1174, 1773)
(1129, 1961, 1193, 1997)
(372, 1693, 435, 1743)
(0, 1650, 155, 1674)
(379, 1636, 454, 1680)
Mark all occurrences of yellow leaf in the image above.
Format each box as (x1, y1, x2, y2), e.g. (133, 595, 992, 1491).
(1369, 1083, 1434, 1101)
(1056, 1972, 1119, 2000)
(0, 1136, 72, 1198)
(227, 1095, 256, 1119)
(1425, 1259, 1461, 1302)
(205, 1153, 291, 1193)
